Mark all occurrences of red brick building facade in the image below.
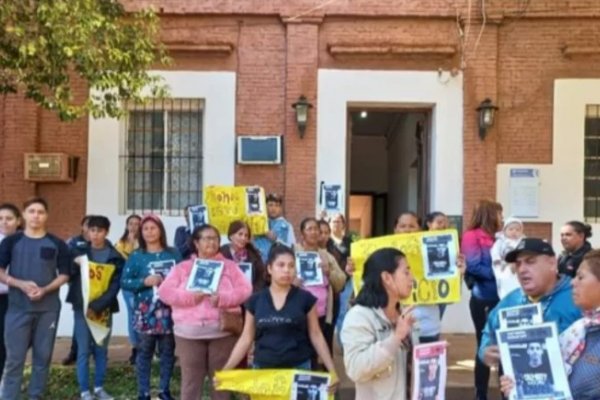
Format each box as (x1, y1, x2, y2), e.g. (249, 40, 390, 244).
(2, 0, 600, 239)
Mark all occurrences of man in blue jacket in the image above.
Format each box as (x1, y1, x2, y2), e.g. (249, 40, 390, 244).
(479, 238, 582, 367)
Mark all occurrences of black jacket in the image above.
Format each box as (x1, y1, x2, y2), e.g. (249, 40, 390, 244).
(558, 241, 592, 277)
(66, 241, 125, 313)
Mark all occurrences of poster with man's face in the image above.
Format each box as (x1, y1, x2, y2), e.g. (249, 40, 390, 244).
(186, 259, 224, 293)
(187, 204, 209, 230)
(290, 373, 329, 400)
(497, 323, 571, 400)
(245, 187, 263, 215)
(421, 234, 457, 279)
(296, 252, 323, 286)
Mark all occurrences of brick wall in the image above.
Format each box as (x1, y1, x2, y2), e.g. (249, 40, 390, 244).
(2, 1, 600, 239)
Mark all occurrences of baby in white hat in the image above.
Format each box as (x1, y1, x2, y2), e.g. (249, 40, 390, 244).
(491, 217, 525, 299)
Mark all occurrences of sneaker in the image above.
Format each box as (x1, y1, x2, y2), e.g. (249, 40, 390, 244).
(94, 388, 114, 400)
(158, 391, 174, 400)
(80, 392, 94, 400)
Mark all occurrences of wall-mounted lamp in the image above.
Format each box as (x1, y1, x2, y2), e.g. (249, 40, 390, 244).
(292, 95, 313, 139)
(476, 98, 498, 140)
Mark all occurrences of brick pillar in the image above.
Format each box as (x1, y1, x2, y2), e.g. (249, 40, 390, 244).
(282, 17, 321, 232)
(462, 20, 501, 226)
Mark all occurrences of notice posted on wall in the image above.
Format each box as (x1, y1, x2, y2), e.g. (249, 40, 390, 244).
(509, 168, 540, 218)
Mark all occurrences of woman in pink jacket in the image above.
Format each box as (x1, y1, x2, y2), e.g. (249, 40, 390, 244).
(158, 224, 252, 400)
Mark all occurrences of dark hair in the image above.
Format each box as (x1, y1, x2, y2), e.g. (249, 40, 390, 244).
(81, 215, 94, 226)
(355, 248, 407, 308)
(267, 244, 295, 267)
(0, 203, 22, 231)
(565, 220, 592, 239)
(425, 211, 447, 230)
(0, 203, 21, 220)
(300, 217, 318, 233)
(582, 249, 600, 280)
(138, 216, 168, 251)
(190, 224, 221, 254)
(468, 199, 503, 236)
(228, 220, 252, 240)
(87, 216, 111, 231)
(394, 211, 420, 227)
(266, 193, 283, 204)
(23, 197, 48, 211)
(119, 214, 141, 242)
(227, 220, 263, 260)
(317, 219, 330, 230)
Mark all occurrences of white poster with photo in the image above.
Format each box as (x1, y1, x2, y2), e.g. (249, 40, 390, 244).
(239, 262, 253, 284)
(412, 341, 447, 400)
(245, 186, 264, 216)
(186, 259, 224, 293)
(187, 204, 209, 230)
(320, 183, 343, 214)
(421, 234, 457, 279)
(499, 303, 543, 330)
(497, 323, 572, 400)
(148, 259, 176, 307)
(296, 251, 323, 286)
(290, 372, 329, 400)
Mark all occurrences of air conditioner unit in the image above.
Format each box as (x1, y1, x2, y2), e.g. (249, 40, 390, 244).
(24, 153, 77, 183)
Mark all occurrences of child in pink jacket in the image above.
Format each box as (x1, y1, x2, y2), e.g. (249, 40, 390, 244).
(158, 225, 252, 400)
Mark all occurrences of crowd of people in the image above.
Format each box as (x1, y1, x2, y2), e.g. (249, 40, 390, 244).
(0, 194, 597, 400)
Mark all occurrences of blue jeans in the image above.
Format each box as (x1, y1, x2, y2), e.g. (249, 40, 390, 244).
(335, 280, 354, 349)
(74, 310, 110, 392)
(137, 333, 175, 397)
(122, 290, 139, 347)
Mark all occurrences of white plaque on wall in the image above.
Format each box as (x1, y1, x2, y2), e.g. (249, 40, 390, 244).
(509, 168, 540, 218)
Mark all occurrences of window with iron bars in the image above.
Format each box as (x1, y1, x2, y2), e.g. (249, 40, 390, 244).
(121, 99, 203, 216)
(585, 104, 600, 222)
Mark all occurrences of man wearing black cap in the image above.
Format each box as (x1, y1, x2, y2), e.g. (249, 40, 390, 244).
(478, 238, 582, 367)
(253, 193, 296, 263)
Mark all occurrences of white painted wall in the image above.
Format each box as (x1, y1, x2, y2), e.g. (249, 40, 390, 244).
(317, 69, 470, 333)
(497, 79, 600, 251)
(57, 71, 236, 337)
(350, 136, 388, 193)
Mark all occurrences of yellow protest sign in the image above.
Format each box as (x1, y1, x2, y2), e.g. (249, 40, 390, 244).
(81, 257, 116, 344)
(204, 186, 269, 236)
(351, 230, 461, 305)
(215, 369, 334, 400)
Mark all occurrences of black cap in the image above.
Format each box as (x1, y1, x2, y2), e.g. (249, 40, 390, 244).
(505, 238, 555, 263)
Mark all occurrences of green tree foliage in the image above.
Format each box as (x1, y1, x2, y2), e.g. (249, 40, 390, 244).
(0, 0, 169, 120)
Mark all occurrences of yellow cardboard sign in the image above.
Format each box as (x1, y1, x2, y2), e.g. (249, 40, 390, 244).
(215, 369, 334, 400)
(204, 186, 269, 236)
(351, 230, 461, 305)
(81, 258, 115, 344)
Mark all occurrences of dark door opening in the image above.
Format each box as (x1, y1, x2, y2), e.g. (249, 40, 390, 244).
(347, 108, 431, 238)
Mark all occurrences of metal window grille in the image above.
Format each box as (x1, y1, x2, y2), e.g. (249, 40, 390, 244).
(121, 99, 204, 216)
(584, 104, 600, 222)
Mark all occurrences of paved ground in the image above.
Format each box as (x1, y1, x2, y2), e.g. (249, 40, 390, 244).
(52, 333, 500, 399)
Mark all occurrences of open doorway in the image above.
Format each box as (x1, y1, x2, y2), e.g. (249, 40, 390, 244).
(347, 108, 431, 238)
